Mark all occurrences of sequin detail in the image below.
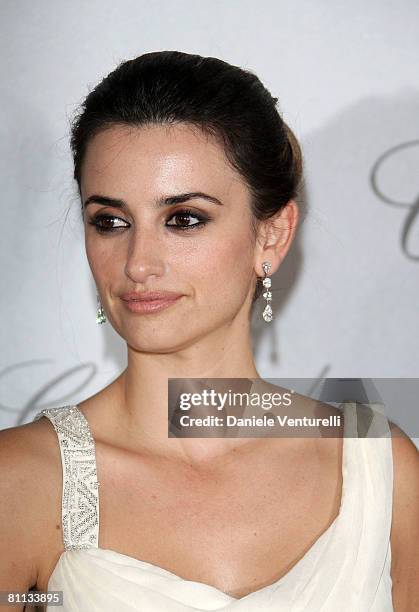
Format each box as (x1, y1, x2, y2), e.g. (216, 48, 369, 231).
(32, 406, 99, 550)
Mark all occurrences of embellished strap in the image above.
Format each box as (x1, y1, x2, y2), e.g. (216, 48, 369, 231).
(32, 406, 100, 550)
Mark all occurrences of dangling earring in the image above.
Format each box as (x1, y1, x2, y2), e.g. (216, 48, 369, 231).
(96, 294, 107, 324)
(261, 261, 273, 322)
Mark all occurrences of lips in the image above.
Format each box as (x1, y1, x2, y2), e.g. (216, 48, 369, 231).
(121, 291, 183, 302)
(121, 292, 183, 315)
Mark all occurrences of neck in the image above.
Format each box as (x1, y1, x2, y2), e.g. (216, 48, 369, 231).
(108, 321, 262, 465)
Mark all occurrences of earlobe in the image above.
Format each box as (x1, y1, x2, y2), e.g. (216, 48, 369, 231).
(267, 199, 299, 263)
(254, 200, 298, 275)
(258, 200, 298, 250)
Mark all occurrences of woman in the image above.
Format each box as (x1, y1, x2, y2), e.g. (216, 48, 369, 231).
(1, 51, 417, 611)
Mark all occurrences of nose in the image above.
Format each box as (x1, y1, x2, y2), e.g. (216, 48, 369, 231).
(124, 226, 166, 284)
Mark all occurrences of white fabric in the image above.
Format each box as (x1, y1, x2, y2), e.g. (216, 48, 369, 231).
(36, 401, 394, 611)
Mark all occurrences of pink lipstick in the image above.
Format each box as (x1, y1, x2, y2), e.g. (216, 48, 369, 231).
(120, 291, 183, 314)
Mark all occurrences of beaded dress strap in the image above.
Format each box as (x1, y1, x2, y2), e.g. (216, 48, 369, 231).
(32, 405, 100, 550)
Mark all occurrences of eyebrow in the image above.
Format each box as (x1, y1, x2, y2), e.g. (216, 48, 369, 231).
(83, 192, 223, 209)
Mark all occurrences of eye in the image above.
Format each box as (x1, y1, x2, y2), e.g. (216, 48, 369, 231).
(166, 209, 209, 231)
(87, 214, 129, 233)
(87, 209, 210, 234)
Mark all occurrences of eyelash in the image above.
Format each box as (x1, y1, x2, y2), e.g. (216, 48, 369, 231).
(87, 209, 210, 234)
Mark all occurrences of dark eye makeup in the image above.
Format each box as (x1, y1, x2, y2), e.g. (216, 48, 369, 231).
(87, 209, 210, 234)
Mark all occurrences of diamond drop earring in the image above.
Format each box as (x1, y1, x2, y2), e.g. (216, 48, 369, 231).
(261, 261, 273, 322)
(96, 294, 107, 324)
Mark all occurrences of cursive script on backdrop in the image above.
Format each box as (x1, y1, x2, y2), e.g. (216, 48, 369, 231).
(370, 139, 419, 261)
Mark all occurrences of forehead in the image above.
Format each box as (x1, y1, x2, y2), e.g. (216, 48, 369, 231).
(80, 123, 247, 202)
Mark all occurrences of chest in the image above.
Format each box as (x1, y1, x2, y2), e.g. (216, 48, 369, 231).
(92, 439, 342, 598)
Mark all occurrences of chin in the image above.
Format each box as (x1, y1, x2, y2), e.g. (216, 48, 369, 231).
(125, 331, 195, 354)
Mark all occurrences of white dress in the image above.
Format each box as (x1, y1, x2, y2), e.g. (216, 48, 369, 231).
(32, 401, 394, 611)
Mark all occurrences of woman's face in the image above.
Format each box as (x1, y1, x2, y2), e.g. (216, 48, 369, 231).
(81, 123, 260, 352)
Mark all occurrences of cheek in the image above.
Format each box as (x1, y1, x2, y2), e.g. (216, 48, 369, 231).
(178, 226, 254, 306)
(85, 237, 118, 284)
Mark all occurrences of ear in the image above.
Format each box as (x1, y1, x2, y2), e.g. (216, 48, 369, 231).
(254, 199, 299, 276)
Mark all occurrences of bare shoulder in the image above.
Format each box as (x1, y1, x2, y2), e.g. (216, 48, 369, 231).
(0, 417, 62, 594)
(389, 419, 419, 497)
(388, 420, 419, 610)
(0, 415, 61, 491)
